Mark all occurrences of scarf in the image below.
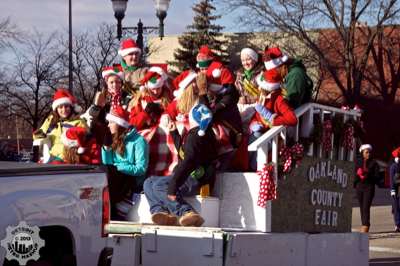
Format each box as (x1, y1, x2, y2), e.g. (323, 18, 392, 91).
(121, 59, 138, 72)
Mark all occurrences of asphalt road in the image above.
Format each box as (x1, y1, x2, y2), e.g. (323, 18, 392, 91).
(351, 187, 400, 265)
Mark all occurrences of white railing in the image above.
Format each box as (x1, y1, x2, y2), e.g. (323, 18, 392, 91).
(248, 103, 362, 175)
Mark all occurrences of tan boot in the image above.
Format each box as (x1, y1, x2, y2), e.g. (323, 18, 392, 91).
(151, 212, 178, 226)
(179, 212, 205, 227)
(360, 225, 370, 233)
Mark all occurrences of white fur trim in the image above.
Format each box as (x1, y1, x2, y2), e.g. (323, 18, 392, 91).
(212, 68, 221, 78)
(139, 85, 146, 92)
(148, 66, 168, 81)
(359, 144, 372, 153)
(256, 74, 281, 91)
(77, 147, 86, 154)
(198, 129, 205, 136)
(106, 113, 130, 128)
(241, 48, 258, 62)
(118, 47, 142, 57)
(102, 70, 124, 80)
(395, 157, 399, 163)
(52, 97, 72, 110)
(174, 72, 197, 99)
(264, 55, 289, 70)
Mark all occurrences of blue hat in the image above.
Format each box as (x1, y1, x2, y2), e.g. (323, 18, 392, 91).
(189, 104, 213, 136)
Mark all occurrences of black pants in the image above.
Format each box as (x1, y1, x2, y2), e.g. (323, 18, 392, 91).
(356, 182, 375, 226)
(101, 165, 142, 219)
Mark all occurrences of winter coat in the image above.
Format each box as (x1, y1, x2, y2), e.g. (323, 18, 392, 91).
(101, 127, 149, 186)
(36, 115, 86, 161)
(235, 63, 264, 104)
(284, 59, 313, 109)
(354, 156, 380, 187)
(167, 127, 217, 195)
(389, 161, 400, 195)
(249, 89, 298, 132)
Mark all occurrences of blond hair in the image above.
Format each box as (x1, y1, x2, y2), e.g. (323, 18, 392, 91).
(129, 87, 171, 110)
(177, 83, 199, 114)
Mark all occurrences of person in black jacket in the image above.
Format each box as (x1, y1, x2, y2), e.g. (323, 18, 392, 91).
(389, 147, 400, 232)
(354, 144, 380, 233)
(143, 104, 217, 227)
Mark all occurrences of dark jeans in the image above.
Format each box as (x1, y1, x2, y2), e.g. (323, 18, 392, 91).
(143, 175, 200, 217)
(356, 182, 375, 226)
(392, 195, 400, 227)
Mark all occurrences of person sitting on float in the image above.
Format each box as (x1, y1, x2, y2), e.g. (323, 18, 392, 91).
(33, 88, 85, 163)
(129, 66, 172, 130)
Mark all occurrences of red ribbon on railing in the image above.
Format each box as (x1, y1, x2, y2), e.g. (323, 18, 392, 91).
(257, 164, 277, 208)
(342, 123, 354, 150)
(280, 143, 304, 173)
(322, 120, 333, 152)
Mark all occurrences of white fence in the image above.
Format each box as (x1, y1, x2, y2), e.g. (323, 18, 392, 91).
(248, 103, 362, 175)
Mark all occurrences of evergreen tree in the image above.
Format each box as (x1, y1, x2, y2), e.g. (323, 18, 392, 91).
(169, 0, 228, 74)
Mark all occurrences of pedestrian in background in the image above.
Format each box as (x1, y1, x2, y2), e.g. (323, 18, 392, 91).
(354, 144, 380, 233)
(389, 147, 400, 232)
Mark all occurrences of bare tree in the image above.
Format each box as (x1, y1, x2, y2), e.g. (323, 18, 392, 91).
(60, 23, 119, 109)
(218, 0, 400, 105)
(0, 17, 20, 49)
(1, 30, 64, 130)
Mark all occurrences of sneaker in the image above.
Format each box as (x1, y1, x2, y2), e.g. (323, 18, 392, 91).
(395, 226, 400, 233)
(179, 212, 205, 227)
(151, 212, 178, 226)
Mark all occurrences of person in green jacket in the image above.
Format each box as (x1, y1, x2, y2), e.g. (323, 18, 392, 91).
(102, 105, 149, 219)
(264, 47, 313, 109)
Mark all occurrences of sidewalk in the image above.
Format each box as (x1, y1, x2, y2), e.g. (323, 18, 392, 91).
(351, 187, 400, 265)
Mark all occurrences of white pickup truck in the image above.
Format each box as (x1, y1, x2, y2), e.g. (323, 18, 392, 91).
(0, 161, 113, 266)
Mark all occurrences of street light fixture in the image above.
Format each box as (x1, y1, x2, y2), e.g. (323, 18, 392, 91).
(111, 0, 171, 44)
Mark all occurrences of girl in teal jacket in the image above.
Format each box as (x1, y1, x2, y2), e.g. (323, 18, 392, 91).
(102, 105, 149, 219)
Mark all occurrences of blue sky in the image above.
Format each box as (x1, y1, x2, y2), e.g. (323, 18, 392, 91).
(0, 0, 236, 36)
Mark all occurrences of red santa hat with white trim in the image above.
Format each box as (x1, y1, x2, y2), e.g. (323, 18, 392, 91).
(256, 69, 282, 91)
(102, 64, 124, 80)
(359, 144, 372, 153)
(196, 45, 215, 68)
(61, 126, 88, 154)
(205, 61, 235, 94)
(264, 47, 289, 70)
(172, 70, 197, 99)
(106, 105, 131, 129)
(118, 38, 141, 57)
(140, 66, 168, 91)
(52, 88, 82, 113)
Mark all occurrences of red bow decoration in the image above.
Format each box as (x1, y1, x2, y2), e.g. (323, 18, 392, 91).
(322, 119, 333, 152)
(279, 143, 304, 173)
(257, 164, 277, 208)
(342, 123, 354, 150)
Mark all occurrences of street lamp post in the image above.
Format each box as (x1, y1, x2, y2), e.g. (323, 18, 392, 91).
(111, 0, 171, 49)
(68, 0, 73, 94)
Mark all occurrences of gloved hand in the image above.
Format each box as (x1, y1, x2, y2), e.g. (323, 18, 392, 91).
(196, 72, 207, 96)
(391, 190, 396, 197)
(81, 105, 101, 128)
(255, 103, 274, 123)
(144, 102, 163, 122)
(33, 129, 46, 139)
(103, 127, 113, 147)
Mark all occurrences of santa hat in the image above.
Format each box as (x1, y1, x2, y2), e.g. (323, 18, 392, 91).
(392, 147, 400, 158)
(264, 47, 288, 70)
(359, 144, 372, 153)
(106, 105, 131, 128)
(189, 104, 213, 136)
(256, 69, 282, 91)
(206, 61, 235, 93)
(196, 45, 214, 68)
(172, 70, 197, 99)
(241, 48, 259, 62)
(52, 88, 82, 113)
(102, 64, 124, 80)
(118, 38, 141, 57)
(140, 66, 168, 90)
(61, 127, 88, 154)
